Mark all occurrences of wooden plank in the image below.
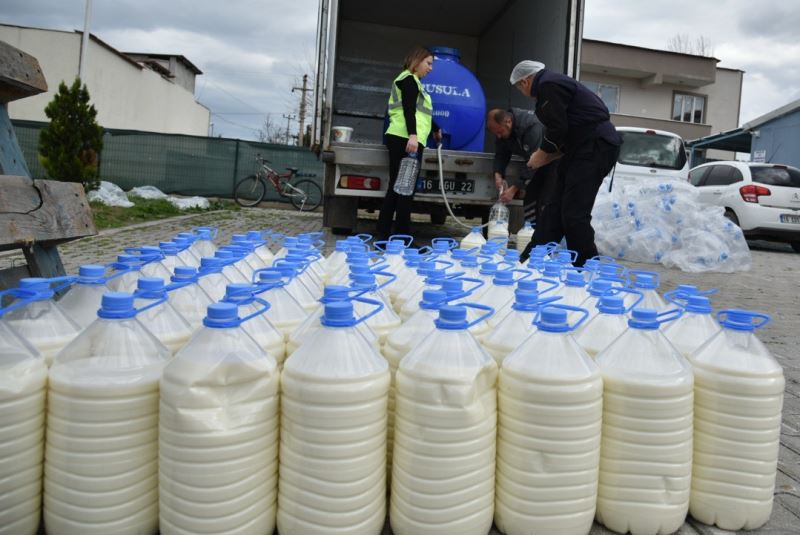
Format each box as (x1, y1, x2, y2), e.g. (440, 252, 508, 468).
(0, 40, 48, 103)
(0, 175, 96, 250)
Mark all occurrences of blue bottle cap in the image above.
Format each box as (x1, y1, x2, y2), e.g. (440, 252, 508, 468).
(512, 289, 540, 309)
(200, 257, 224, 270)
(479, 262, 498, 275)
(137, 277, 165, 293)
(18, 278, 52, 298)
(537, 307, 570, 333)
(504, 250, 520, 261)
(556, 251, 573, 263)
(225, 283, 253, 300)
(442, 279, 463, 295)
(246, 231, 263, 241)
(386, 241, 405, 254)
(258, 269, 283, 283)
(517, 279, 538, 292)
(160, 242, 179, 256)
(117, 254, 140, 264)
(195, 227, 215, 240)
(597, 295, 626, 315)
(471, 226, 481, 233)
(587, 279, 613, 297)
(435, 305, 468, 330)
(98, 292, 136, 319)
(334, 240, 350, 252)
(633, 272, 659, 290)
(203, 302, 240, 328)
(79, 265, 105, 279)
(425, 268, 447, 281)
(719, 309, 767, 332)
(351, 272, 376, 287)
(685, 295, 712, 314)
(322, 285, 350, 301)
(564, 270, 585, 287)
(171, 266, 198, 283)
(404, 248, 420, 258)
(321, 301, 356, 327)
(493, 270, 515, 286)
(542, 262, 562, 279)
(628, 308, 660, 330)
(420, 289, 447, 309)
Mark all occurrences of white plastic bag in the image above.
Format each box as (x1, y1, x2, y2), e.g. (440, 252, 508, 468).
(86, 181, 134, 207)
(168, 196, 210, 210)
(128, 185, 168, 199)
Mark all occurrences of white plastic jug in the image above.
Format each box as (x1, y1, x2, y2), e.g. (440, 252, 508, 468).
(130, 246, 174, 281)
(221, 284, 286, 367)
(254, 269, 307, 340)
(45, 292, 170, 535)
(495, 305, 601, 535)
(687, 309, 784, 531)
(439, 277, 491, 339)
(246, 230, 276, 267)
(461, 226, 487, 251)
(231, 234, 269, 272)
(482, 288, 560, 364)
(158, 241, 187, 274)
(575, 291, 642, 358)
(515, 221, 534, 254)
(107, 254, 146, 294)
(196, 257, 234, 301)
(134, 277, 193, 355)
(391, 305, 497, 535)
(480, 269, 531, 328)
(288, 286, 379, 356)
(219, 244, 257, 281)
(2, 278, 81, 366)
(628, 270, 668, 312)
(278, 300, 390, 535)
(173, 234, 201, 267)
(396, 265, 446, 317)
(57, 265, 111, 329)
(215, 250, 251, 285)
(167, 266, 213, 331)
(376, 236, 413, 274)
(553, 269, 589, 308)
(663, 295, 721, 358)
(272, 261, 321, 312)
(393, 262, 436, 311)
(578, 279, 615, 325)
(351, 272, 401, 346)
(388, 248, 424, 303)
(0, 306, 47, 535)
(283, 252, 325, 296)
(488, 220, 509, 243)
(159, 301, 280, 535)
(192, 226, 218, 259)
(595, 308, 693, 535)
(325, 240, 352, 279)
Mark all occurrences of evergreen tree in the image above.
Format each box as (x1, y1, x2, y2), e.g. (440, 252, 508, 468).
(38, 78, 104, 191)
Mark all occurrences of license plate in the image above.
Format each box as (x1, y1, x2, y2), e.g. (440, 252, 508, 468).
(416, 177, 474, 194)
(780, 213, 800, 224)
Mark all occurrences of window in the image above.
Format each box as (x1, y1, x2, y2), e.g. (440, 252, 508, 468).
(689, 166, 710, 186)
(582, 81, 619, 113)
(673, 93, 706, 123)
(617, 131, 687, 170)
(704, 165, 742, 186)
(750, 165, 800, 188)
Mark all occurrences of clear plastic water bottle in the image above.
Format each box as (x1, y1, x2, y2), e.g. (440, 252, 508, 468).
(393, 152, 419, 196)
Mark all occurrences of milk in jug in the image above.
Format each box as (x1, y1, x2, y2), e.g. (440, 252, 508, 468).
(57, 265, 110, 329)
(628, 270, 668, 312)
(387, 248, 423, 303)
(495, 305, 601, 535)
(167, 266, 213, 330)
(663, 295, 721, 359)
(131, 246, 174, 281)
(0, 308, 47, 535)
(231, 234, 268, 272)
(278, 300, 390, 535)
(325, 240, 352, 279)
(254, 269, 307, 340)
(688, 309, 784, 531)
(492, 277, 559, 326)
(283, 251, 325, 296)
(158, 241, 186, 274)
(575, 292, 640, 358)
(515, 221, 534, 254)
(579, 279, 615, 324)
(553, 269, 589, 307)
(595, 308, 693, 535)
(246, 230, 275, 267)
(482, 288, 560, 364)
(221, 284, 286, 366)
(3, 278, 81, 366)
(396, 266, 446, 316)
(351, 272, 401, 346)
(288, 285, 379, 356)
(173, 234, 201, 267)
(480, 270, 530, 328)
(393, 263, 434, 311)
(461, 226, 487, 251)
(219, 244, 257, 281)
(159, 302, 280, 535)
(107, 254, 146, 294)
(134, 277, 193, 355)
(440, 277, 490, 339)
(273, 261, 321, 311)
(45, 292, 170, 535)
(391, 305, 497, 535)
(215, 249, 251, 285)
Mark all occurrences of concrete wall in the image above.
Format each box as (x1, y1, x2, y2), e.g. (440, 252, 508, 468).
(0, 26, 209, 136)
(751, 111, 800, 168)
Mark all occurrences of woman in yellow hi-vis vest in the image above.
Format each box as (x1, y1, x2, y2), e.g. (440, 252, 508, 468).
(376, 46, 443, 241)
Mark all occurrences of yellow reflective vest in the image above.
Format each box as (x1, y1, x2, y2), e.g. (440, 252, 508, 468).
(386, 70, 433, 146)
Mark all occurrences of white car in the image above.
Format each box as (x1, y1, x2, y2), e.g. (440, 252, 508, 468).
(688, 161, 800, 252)
(607, 127, 690, 186)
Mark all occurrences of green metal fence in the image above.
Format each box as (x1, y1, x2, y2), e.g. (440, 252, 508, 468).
(12, 120, 323, 201)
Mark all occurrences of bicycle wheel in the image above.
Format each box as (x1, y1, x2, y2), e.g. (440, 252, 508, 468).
(233, 175, 266, 207)
(288, 179, 323, 211)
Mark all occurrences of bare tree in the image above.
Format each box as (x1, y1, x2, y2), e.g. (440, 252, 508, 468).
(257, 116, 284, 144)
(667, 34, 715, 57)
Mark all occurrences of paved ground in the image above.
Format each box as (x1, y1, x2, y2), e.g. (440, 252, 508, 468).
(4, 206, 798, 534)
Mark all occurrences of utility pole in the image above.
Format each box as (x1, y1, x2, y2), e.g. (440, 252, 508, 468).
(78, 0, 94, 80)
(282, 113, 296, 145)
(292, 74, 311, 147)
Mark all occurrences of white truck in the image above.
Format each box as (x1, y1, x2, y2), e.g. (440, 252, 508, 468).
(312, 0, 585, 235)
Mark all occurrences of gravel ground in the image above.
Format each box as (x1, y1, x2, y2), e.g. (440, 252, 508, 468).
(3, 206, 798, 534)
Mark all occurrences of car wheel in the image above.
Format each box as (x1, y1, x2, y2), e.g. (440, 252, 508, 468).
(791, 242, 800, 253)
(723, 209, 740, 226)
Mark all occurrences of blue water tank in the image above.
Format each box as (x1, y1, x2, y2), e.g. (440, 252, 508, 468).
(423, 47, 486, 152)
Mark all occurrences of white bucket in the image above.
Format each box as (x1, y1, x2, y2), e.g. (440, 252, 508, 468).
(332, 126, 353, 143)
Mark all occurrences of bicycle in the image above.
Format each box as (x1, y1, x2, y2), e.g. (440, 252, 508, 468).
(233, 155, 323, 211)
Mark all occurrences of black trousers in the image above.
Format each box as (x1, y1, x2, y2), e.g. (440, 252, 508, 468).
(376, 134, 424, 240)
(521, 137, 620, 267)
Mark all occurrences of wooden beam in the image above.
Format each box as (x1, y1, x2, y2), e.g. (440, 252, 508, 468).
(0, 40, 48, 104)
(0, 175, 97, 251)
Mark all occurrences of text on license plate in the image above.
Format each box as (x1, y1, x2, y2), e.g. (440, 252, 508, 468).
(780, 214, 800, 224)
(416, 178, 474, 193)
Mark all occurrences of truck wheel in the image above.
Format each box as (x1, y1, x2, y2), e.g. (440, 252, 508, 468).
(723, 209, 740, 226)
(430, 207, 446, 225)
(791, 242, 800, 253)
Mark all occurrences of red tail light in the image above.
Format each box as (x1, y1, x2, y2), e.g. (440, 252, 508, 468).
(339, 175, 380, 190)
(739, 184, 771, 203)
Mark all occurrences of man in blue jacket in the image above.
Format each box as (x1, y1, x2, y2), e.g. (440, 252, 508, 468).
(509, 60, 622, 267)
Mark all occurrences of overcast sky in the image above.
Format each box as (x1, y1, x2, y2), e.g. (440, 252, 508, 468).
(2, 0, 798, 141)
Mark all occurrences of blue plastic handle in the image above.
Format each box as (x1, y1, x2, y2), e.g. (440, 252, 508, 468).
(716, 309, 770, 330)
(605, 287, 644, 313)
(526, 277, 560, 295)
(351, 297, 384, 326)
(460, 302, 495, 329)
(372, 270, 399, 291)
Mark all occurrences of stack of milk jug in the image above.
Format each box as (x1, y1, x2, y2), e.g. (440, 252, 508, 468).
(0, 226, 784, 535)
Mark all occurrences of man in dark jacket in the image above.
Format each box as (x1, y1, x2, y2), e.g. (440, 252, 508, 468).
(487, 108, 561, 246)
(509, 60, 622, 267)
